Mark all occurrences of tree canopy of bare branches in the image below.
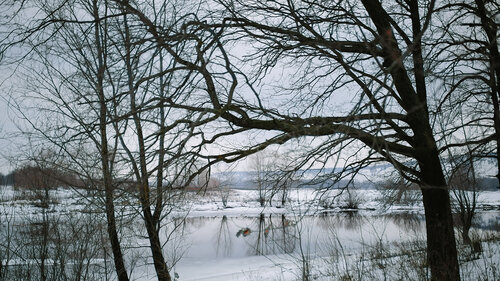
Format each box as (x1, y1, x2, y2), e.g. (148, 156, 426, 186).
(1, 0, 499, 280)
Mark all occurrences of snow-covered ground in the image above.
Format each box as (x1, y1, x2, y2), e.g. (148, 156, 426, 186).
(1, 185, 499, 280)
(2, 185, 499, 216)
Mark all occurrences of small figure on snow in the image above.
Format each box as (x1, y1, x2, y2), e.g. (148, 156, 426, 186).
(236, 227, 251, 237)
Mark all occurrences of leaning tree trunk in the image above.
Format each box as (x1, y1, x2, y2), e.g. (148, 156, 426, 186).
(141, 201, 172, 281)
(122, 9, 173, 278)
(99, 66, 130, 281)
(94, 0, 129, 279)
(360, 0, 461, 279)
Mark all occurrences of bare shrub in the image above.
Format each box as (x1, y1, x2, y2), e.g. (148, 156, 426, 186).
(339, 190, 364, 210)
(449, 161, 478, 245)
(0, 209, 112, 281)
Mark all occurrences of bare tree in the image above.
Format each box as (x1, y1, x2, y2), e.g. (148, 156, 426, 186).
(250, 151, 272, 207)
(435, 0, 500, 188)
(7, 1, 131, 279)
(266, 151, 299, 208)
(2, 0, 209, 279)
(109, 1, 475, 280)
(105, 4, 204, 280)
(469, 0, 500, 188)
(378, 175, 421, 208)
(210, 174, 233, 208)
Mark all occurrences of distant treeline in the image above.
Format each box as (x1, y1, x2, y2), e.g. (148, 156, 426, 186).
(0, 165, 80, 189)
(1, 165, 498, 191)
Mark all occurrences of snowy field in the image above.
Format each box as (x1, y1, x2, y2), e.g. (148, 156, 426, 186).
(0, 185, 499, 280)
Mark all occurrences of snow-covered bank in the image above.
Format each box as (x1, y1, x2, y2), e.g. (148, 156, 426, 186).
(2, 185, 499, 217)
(1, 185, 499, 280)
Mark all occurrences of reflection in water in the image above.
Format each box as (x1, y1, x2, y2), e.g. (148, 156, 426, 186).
(234, 214, 297, 256)
(214, 215, 232, 257)
(384, 212, 424, 232)
(318, 212, 365, 231)
(167, 211, 499, 261)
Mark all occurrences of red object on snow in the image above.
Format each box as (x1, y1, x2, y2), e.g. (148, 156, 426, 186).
(236, 227, 252, 237)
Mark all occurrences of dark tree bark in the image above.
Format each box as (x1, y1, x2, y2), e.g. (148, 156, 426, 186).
(360, 1, 459, 278)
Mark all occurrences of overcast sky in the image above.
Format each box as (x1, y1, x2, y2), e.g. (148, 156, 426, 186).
(0, 63, 27, 174)
(0, 97, 15, 174)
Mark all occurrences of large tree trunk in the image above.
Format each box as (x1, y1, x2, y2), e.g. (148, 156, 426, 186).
(417, 137, 460, 281)
(361, 0, 461, 278)
(102, 179, 129, 281)
(421, 187, 460, 281)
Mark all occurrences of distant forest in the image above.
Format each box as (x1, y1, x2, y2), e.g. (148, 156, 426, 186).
(0, 166, 498, 191)
(0, 165, 80, 189)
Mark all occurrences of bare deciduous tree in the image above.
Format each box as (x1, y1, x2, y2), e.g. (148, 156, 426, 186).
(111, 1, 475, 279)
(435, 0, 500, 188)
(8, 1, 131, 279)
(2, 0, 498, 280)
(106, 4, 205, 280)
(250, 151, 272, 207)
